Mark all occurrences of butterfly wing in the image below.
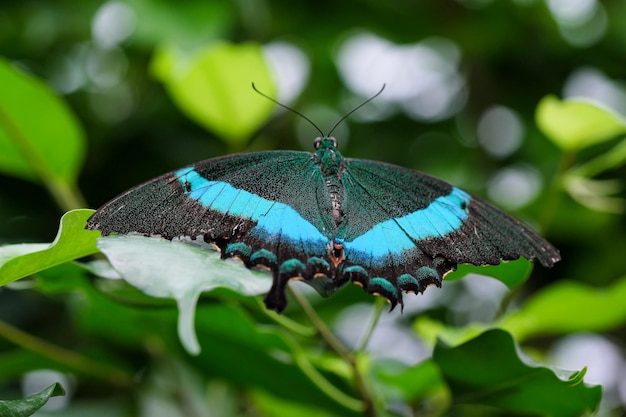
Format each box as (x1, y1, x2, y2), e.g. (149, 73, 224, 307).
(87, 151, 336, 312)
(339, 158, 560, 308)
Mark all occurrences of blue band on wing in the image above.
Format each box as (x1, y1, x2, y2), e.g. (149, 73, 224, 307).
(344, 187, 470, 263)
(176, 168, 329, 253)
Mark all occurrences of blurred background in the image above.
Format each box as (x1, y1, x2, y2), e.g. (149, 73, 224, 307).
(1, 0, 626, 416)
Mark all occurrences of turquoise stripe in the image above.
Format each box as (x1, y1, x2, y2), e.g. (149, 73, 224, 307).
(176, 168, 329, 253)
(345, 187, 470, 262)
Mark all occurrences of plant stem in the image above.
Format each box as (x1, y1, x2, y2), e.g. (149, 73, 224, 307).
(289, 287, 352, 360)
(258, 297, 316, 337)
(289, 286, 378, 417)
(540, 150, 576, 234)
(0, 102, 87, 212)
(0, 319, 134, 387)
(357, 297, 386, 352)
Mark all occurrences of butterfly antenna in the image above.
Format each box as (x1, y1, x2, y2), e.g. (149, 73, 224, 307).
(327, 84, 386, 137)
(251, 82, 324, 137)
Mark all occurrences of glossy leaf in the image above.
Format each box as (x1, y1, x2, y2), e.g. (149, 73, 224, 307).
(433, 329, 602, 417)
(0, 209, 99, 286)
(536, 95, 626, 151)
(96, 234, 272, 355)
(151, 42, 276, 145)
(500, 277, 626, 341)
(0, 383, 65, 417)
(445, 258, 533, 290)
(0, 57, 85, 183)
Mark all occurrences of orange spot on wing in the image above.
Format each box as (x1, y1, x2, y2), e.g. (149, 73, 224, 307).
(329, 241, 344, 269)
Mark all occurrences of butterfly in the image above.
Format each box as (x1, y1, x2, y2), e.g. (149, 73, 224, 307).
(87, 85, 560, 312)
(86, 136, 560, 313)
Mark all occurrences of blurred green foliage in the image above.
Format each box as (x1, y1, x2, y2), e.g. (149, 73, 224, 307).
(1, 0, 626, 416)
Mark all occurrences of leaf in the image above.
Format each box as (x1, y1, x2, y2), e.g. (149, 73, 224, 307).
(413, 316, 489, 348)
(0, 57, 85, 183)
(445, 258, 533, 290)
(433, 329, 602, 417)
(562, 137, 626, 213)
(190, 304, 363, 416)
(563, 175, 624, 213)
(0, 209, 100, 286)
(96, 234, 272, 355)
(500, 277, 626, 341)
(373, 359, 446, 403)
(536, 95, 626, 151)
(151, 42, 276, 146)
(249, 390, 334, 417)
(0, 382, 65, 417)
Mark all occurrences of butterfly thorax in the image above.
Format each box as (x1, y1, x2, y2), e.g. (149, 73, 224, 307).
(314, 136, 346, 226)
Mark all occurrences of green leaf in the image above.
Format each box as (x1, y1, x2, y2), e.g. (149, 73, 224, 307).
(151, 42, 276, 146)
(413, 316, 489, 348)
(433, 329, 602, 417)
(536, 95, 626, 151)
(96, 234, 272, 355)
(190, 304, 363, 416)
(445, 258, 533, 290)
(500, 277, 626, 341)
(562, 137, 626, 213)
(0, 57, 85, 183)
(0, 383, 65, 417)
(250, 390, 334, 417)
(0, 209, 99, 286)
(373, 359, 446, 403)
(563, 175, 625, 213)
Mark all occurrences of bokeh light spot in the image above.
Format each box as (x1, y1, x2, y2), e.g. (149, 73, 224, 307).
(263, 41, 310, 104)
(487, 165, 541, 210)
(477, 105, 524, 158)
(336, 32, 466, 122)
(92, 1, 137, 48)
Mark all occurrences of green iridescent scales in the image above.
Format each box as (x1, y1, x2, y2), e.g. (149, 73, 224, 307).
(87, 137, 560, 312)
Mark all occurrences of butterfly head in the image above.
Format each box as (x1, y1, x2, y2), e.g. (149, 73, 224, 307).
(314, 136, 338, 150)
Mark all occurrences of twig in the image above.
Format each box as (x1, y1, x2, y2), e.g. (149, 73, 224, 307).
(0, 319, 134, 387)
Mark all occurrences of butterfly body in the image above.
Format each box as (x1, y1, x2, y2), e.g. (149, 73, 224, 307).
(87, 136, 560, 312)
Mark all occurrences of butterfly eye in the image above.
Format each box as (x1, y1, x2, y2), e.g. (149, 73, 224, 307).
(328, 137, 337, 147)
(314, 137, 323, 149)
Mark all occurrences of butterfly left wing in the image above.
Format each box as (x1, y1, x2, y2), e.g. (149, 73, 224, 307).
(338, 158, 560, 308)
(87, 151, 337, 312)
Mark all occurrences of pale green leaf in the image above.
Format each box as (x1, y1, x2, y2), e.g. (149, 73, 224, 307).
(445, 258, 533, 290)
(536, 95, 626, 151)
(413, 315, 489, 347)
(151, 42, 275, 145)
(0, 209, 99, 286)
(563, 175, 624, 213)
(0, 383, 65, 417)
(562, 137, 626, 213)
(96, 235, 272, 355)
